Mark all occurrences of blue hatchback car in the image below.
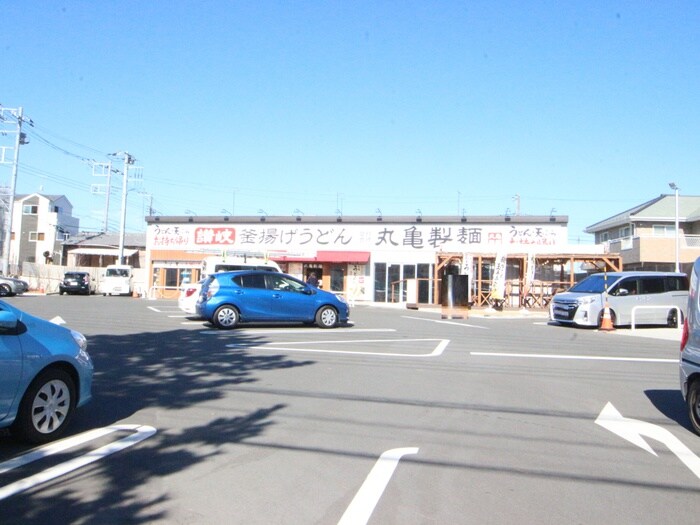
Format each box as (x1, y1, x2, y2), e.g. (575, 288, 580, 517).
(0, 300, 93, 443)
(196, 270, 350, 329)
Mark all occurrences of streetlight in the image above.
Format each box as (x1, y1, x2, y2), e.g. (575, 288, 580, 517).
(669, 182, 680, 272)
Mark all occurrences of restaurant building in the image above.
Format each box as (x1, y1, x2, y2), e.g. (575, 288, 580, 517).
(145, 214, 617, 308)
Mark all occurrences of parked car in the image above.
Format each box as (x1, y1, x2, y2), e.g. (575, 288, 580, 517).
(99, 264, 133, 296)
(196, 270, 349, 329)
(178, 257, 281, 315)
(680, 257, 700, 435)
(550, 271, 689, 328)
(179, 279, 206, 315)
(0, 274, 29, 297)
(59, 271, 96, 295)
(0, 300, 93, 443)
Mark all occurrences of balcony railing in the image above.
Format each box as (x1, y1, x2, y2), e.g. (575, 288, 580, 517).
(686, 235, 700, 248)
(606, 234, 700, 251)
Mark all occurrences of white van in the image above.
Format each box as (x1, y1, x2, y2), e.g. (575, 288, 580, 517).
(99, 264, 133, 296)
(200, 256, 281, 275)
(680, 257, 700, 434)
(550, 271, 689, 328)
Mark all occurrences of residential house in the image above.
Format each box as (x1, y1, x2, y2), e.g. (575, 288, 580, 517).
(585, 194, 700, 273)
(8, 193, 79, 271)
(62, 231, 145, 268)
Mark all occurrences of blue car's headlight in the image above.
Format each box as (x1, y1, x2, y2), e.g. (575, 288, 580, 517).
(71, 329, 87, 350)
(71, 329, 92, 366)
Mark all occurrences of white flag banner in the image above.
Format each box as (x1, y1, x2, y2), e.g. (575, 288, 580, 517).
(462, 253, 474, 302)
(523, 252, 536, 297)
(490, 250, 507, 301)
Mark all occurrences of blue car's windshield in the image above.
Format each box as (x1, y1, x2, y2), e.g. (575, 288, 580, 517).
(569, 274, 611, 293)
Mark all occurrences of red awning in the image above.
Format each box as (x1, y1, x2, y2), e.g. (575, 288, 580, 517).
(273, 251, 370, 264)
(316, 251, 370, 263)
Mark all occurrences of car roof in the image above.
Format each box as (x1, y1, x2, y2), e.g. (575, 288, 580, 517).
(589, 271, 686, 278)
(211, 269, 274, 277)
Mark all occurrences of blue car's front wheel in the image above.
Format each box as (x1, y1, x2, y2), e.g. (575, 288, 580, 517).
(315, 306, 339, 328)
(12, 368, 76, 443)
(213, 305, 239, 329)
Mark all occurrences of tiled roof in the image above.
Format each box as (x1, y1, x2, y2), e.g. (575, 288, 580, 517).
(586, 194, 700, 233)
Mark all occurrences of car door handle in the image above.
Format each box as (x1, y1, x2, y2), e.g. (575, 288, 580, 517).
(272, 293, 282, 299)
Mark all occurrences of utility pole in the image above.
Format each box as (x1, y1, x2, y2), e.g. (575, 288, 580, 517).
(108, 151, 143, 265)
(1, 106, 27, 276)
(104, 163, 113, 233)
(118, 152, 133, 264)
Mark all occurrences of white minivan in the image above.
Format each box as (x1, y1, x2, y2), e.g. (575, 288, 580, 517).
(550, 271, 689, 328)
(99, 264, 133, 296)
(680, 257, 700, 435)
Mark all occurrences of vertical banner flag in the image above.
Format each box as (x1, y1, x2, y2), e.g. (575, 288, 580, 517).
(490, 250, 507, 302)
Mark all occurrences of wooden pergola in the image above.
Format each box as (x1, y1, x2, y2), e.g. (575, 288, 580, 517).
(433, 252, 623, 308)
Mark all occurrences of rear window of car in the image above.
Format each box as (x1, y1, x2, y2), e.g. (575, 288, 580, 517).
(666, 275, 689, 291)
(639, 277, 665, 294)
(64, 273, 85, 279)
(233, 273, 266, 289)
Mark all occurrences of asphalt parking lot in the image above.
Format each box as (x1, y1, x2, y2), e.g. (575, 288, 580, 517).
(0, 295, 697, 524)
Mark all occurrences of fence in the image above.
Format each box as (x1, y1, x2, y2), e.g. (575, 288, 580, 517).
(630, 304, 682, 331)
(19, 262, 148, 296)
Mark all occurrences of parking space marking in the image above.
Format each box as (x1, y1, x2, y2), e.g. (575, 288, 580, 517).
(201, 328, 394, 335)
(471, 351, 677, 363)
(338, 447, 419, 525)
(402, 315, 489, 329)
(227, 338, 449, 357)
(0, 424, 156, 501)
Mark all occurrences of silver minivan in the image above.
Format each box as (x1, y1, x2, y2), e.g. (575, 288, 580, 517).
(680, 257, 700, 435)
(550, 271, 688, 328)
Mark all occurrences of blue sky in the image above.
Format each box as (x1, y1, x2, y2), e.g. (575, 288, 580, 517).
(2, 1, 698, 242)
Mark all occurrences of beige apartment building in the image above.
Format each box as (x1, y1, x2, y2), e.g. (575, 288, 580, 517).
(585, 194, 700, 274)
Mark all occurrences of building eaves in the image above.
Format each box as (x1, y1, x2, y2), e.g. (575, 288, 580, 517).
(15, 193, 70, 205)
(585, 195, 664, 233)
(63, 232, 146, 248)
(146, 214, 569, 226)
(586, 194, 700, 234)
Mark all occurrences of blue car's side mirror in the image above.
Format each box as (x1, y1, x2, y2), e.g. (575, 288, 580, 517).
(0, 310, 19, 330)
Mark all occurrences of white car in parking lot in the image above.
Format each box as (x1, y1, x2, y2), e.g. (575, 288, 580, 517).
(0, 274, 29, 297)
(179, 279, 205, 315)
(680, 256, 700, 435)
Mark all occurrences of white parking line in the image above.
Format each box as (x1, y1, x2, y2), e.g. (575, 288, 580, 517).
(227, 338, 449, 357)
(0, 424, 157, 501)
(338, 447, 419, 525)
(201, 328, 395, 335)
(470, 351, 677, 363)
(402, 315, 488, 329)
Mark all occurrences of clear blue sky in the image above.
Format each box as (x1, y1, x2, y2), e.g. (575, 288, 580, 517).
(2, 1, 698, 242)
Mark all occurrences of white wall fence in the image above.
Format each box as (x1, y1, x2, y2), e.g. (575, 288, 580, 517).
(20, 262, 149, 296)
